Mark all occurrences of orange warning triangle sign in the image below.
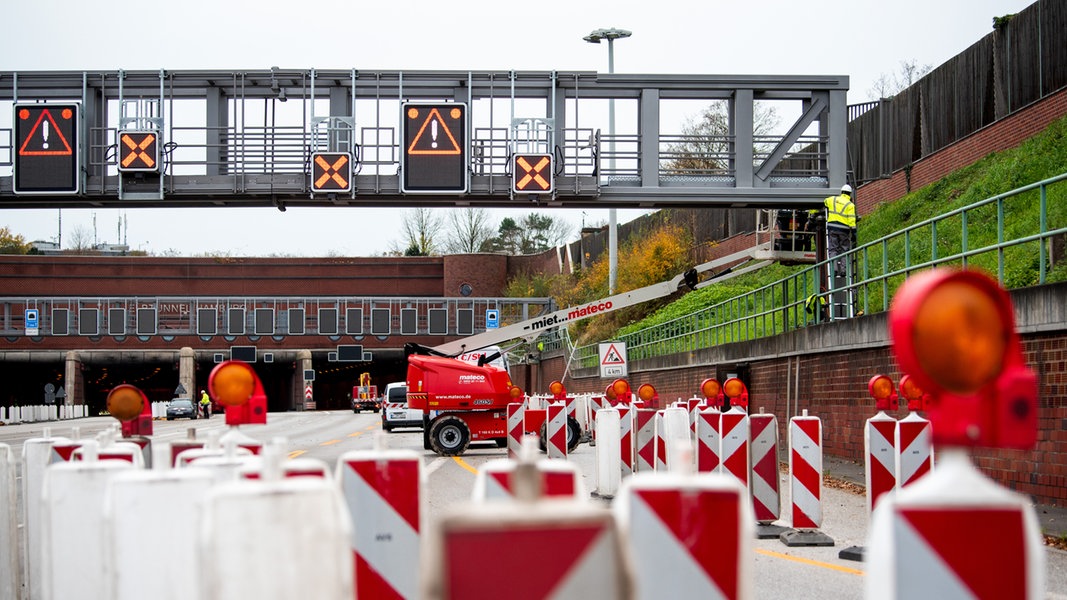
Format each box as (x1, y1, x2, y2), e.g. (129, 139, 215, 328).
(601, 343, 626, 365)
(407, 107, 462, 155)
(19, 109, 74, 156)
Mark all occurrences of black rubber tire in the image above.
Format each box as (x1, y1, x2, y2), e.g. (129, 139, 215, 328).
(494, 438, 507, 448)
(429, 415, 471, 456)
(382, 419, 393, 432)
(539, 416, 583, 453)
(423, 414, 432, 450)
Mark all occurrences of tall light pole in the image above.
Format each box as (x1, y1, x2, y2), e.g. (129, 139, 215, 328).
(584, 27, 631, 294)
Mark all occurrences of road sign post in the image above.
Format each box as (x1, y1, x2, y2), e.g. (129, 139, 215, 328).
(13, 103, 80, 194)
(25, 309, 39, 336)
(599, 342, 628, 378)
(400, 102, 468, 193)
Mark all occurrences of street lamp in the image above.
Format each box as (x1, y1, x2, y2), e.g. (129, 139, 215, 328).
(585, 27, 631, 294)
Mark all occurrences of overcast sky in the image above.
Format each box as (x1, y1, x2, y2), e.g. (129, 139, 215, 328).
(0, 0, 1034, 257)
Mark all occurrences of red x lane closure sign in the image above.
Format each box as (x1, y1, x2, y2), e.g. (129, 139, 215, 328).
(311, 152, 353, 193)
(118, 131, 160, 173)
(512, 153, 553, 194)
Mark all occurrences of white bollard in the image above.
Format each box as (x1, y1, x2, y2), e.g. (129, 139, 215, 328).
(0, 443, 20, 600)
(41, 441, 134, 600)
(105, 469, 214, 600)
(660, 407, 693, 473)
(337, 448, 423, 599)
(616, 472, 754, 600)
(593, 408, 621, 499)
(22, 429, 71, 600)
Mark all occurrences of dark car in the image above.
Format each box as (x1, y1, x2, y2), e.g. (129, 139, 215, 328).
(166, 398, 198, 420)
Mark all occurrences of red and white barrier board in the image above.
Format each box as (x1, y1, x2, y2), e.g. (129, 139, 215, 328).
(788, 412, 823, 530)
(748, 412, 780, 524)
(507, 403, 524, 460)
(105, 469, 214, 600)
(896, 412, 934, 489)
(426, 500, 630, 598)
(866, 450, 1045, 599)
(720, 407, 750, 489)
(0, 443, 19, 600)
(634, 409, 657, 473)
(473, 458, 584, 501)
(696, 408, 722, 474)
(337, 449, 423, 600)
(201, 477, 352, 600)
(616, 473, 753, 600)
(865, 411, 898, 513)
(547, 402, 568, 459)
(41, 445, 135, 600)
(618, 404, 634, 477)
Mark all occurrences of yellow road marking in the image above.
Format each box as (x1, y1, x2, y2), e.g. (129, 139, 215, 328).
(755, 548, 865, 575)
(453, 456, 478, 475)
(320, 439, 341, 446)
(348, 431, 364, 437)
(364, 424, 378, 430)
(288, 450, 306, 459)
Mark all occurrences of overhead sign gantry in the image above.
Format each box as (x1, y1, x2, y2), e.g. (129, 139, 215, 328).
(0, 69, 849, 210)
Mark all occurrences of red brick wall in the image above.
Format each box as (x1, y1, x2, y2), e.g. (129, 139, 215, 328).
(856, 86, 1067, 215)
(442, 254, 507, 297)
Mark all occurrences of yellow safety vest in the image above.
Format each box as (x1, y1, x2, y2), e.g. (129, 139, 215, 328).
(823, 194, 856, 228)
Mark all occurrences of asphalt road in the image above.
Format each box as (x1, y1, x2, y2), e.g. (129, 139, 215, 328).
(2, 410, 1066, 598)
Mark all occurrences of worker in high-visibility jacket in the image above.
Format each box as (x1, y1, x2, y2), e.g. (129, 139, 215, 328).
(821, 184, 857, 277)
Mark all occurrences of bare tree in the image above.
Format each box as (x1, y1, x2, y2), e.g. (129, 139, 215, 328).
(866, 59, 933, 100)
(442, 208, 494, 254)
(395, 207, 444, 256)
(663, 101, 780, 174)
(67, 225, 94, 253)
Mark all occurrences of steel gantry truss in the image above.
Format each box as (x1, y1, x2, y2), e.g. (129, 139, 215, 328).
(0, 69, 848, 209)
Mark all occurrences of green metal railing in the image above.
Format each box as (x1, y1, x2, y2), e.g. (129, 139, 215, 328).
(573, 172, 1067, 368)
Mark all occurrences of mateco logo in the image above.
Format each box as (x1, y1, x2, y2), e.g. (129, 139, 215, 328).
(522, 300, 614, 331)
(458, 374, 486, 384)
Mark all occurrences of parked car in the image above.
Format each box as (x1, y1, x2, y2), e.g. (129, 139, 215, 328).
(381, 382, 422, 431)
(166, 398, 197, 420)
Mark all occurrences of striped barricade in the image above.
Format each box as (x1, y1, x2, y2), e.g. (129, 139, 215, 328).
(546, 402, 568, 459)
(749, 410, 785, 538)
(720, 407, 750, 489)
(507, 403, 524, 460)
(896, 412, 934, 489)
(634, 409, 657, 472)
(337, 448, 423, 599)
(473, 457, 585, 501)
(781, 410, 833, 547)
(866, 450, 1044, 600)
(696, 407, 722, 474)
(618, 404, 634, 477)
(617, 472, 753, 600)
(866, 411, 898, 512)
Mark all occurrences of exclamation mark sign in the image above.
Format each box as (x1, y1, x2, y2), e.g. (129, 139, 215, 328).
(431, 118, 438, 149)
(42, 120, 50, 149)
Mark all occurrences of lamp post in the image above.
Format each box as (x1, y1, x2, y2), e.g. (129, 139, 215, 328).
(584, 27, 631, 295)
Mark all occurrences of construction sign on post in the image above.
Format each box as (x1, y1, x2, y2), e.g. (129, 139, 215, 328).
(512, 153, 553, 194)
(599, 342, 628, 378)
(13, 103, 80, 194)
(117, 131, 160, 173)
(400, 102, 468, 193)
(304, 384, 315, 410)
(310, 152, 353, 193)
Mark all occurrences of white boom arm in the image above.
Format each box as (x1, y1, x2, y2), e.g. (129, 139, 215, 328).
(430, 245, 774, 356)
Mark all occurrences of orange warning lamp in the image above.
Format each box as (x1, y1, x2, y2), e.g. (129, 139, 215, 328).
(604, 384, 617, 402)
(637, 383, 658, 405)
(611, 379, 631, 404)
(700, 377, 724, 409)
(107, 383, 153, 437)
(509, 384, 524, 401)
(868, 374, 899, 412)
(898, 374, 931, 412)
(208, 360, 268, 426)
(549, 380, 567, 399)
(722, 377, 749, 410)
(889, 269, 1037, 449)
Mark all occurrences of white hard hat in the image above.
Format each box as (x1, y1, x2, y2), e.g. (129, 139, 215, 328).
(841, 184, 853, 195)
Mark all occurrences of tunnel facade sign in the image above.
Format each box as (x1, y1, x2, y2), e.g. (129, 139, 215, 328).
(401, 102, 468, 194)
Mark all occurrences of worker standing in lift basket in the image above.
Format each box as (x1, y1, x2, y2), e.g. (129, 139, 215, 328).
(819, 184, 857, 277)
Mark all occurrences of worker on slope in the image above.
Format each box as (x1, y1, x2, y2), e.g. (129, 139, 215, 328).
(821, 184, 857, 277)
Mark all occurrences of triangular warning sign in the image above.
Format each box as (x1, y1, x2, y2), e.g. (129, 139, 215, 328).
(601, 343, 625, 365)
(407, 107, 462, 155)
(19, 109, 74, 156)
